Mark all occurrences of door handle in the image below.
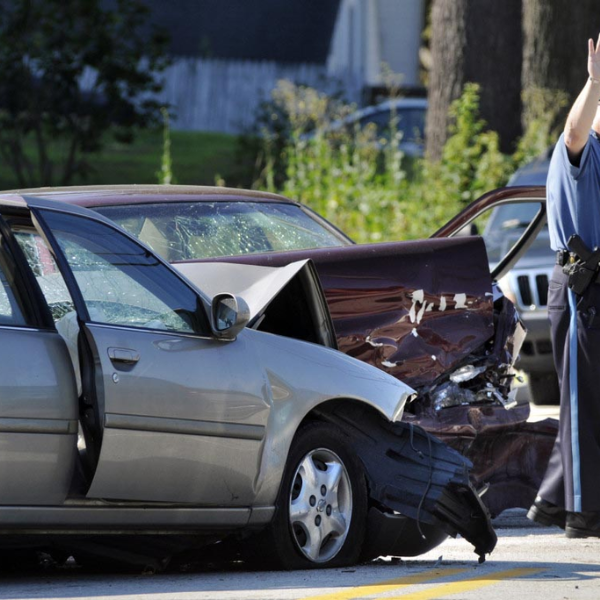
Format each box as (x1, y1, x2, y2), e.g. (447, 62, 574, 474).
(108, 347, 140, 364)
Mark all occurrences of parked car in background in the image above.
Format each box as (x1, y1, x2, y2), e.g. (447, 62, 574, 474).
(481, 150, 556, 405)
(12, 184, 559, 524)
(311, 97, 427, 157)
(0, 190, 497, 569)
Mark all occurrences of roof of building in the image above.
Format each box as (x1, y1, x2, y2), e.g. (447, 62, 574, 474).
(140, 0, 341, 64)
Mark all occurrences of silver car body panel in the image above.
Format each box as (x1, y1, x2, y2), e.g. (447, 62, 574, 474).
(85, 322, 412, 507)
(0, 328, 78, 505)
(240, 327, 413, 505)
(0, 506, 256, 532)
(84, 322, 270, 505)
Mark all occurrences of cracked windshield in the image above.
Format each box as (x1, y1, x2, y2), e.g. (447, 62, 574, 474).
(96, 201, 349, 261)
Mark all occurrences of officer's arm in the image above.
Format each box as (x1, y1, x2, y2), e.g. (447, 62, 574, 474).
(564, 36, 600, 164)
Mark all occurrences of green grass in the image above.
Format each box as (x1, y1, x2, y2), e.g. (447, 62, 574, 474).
(0, 129, 241, 190)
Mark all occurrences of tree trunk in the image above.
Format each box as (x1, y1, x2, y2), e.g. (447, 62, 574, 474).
(426, 0, 468, 161)
(522, 0, 599, 124)
(426, 0, 522, 160)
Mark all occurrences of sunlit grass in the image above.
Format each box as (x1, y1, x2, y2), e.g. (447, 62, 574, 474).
(0, 128, 239, 190)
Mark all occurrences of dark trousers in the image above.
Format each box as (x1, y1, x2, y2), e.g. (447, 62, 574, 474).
(538, 265, 600, 512)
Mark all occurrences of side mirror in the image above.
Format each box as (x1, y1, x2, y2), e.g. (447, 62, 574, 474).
(211, 293, 250, 341)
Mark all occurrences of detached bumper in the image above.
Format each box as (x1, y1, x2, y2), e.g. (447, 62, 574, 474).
(317, 405, 497, 562)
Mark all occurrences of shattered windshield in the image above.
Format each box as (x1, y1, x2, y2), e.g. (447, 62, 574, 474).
(95, 201, 350, 262)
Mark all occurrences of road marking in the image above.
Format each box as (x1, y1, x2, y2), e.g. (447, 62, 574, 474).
(301, 568, 469, 600)
(385, 567, 545, 599)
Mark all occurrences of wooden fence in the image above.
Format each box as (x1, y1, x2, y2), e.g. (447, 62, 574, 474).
(155, 58, 362, 133)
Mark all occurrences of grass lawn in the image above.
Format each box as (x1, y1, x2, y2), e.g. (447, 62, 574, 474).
(0, 129, 243, 191)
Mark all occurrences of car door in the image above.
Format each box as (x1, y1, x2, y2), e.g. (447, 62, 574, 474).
(0, 212, 78, 505)
(20, 198, 271, 506)
(431, 186, 547, 281)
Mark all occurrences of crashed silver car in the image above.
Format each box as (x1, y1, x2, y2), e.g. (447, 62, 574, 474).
(0, 192, 495, 570)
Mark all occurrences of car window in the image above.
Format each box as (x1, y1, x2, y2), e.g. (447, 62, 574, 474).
(0, 236, 28, 326)
(35, 210, 207, 334)
(13, 229, 75, 323)
(95, 201, 349, 261)
(482, 203, 543, 264)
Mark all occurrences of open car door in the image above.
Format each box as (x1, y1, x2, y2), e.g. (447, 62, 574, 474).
(0, 205, 78, 506)
(431, 185, 547, 282)
(18, 197, 271, 506)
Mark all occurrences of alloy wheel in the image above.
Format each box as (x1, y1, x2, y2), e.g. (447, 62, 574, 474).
(288, 448, 353, 563)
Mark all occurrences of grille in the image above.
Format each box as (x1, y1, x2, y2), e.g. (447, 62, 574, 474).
(509, 269, 553, 310)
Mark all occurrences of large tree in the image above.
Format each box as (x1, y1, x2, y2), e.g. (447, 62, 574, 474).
(522, 0, 599, 123)
(0, 0, 168, 187)
(426, 0, 523, 160)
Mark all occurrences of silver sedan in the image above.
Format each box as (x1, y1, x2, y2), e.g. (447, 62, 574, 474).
(0, 192, 493, 570)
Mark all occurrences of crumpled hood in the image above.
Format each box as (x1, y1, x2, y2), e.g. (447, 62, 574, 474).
(175, 260, 312, 325)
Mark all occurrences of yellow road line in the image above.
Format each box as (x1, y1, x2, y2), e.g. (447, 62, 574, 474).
(301, 568, 469, 600)
(385, 567, 545, 599)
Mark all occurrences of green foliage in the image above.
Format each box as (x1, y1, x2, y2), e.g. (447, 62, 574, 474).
(513, 86, 568, 168)
(235, 81, 349, 191)
(249, 80, 559, 242)
(157, 107, 174, 185)
(0, 0, 169, 187)
(0, 129, 239, 190)
(438, 83, 511, 204)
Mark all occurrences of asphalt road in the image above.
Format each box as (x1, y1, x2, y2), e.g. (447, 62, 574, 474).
(0, 403, 571, 599)
(1, 509, 597, 600)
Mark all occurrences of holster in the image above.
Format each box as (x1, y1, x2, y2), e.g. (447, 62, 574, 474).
(563, 235, 600, 296)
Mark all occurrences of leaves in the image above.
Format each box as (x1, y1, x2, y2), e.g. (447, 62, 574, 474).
(251, 81, 559, 242)
(0, 0, 169, 186)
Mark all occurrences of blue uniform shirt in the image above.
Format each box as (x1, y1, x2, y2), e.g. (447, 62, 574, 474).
(547, 131, 600, 252)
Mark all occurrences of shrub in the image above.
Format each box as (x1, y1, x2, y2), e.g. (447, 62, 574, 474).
(247, 81, 559, 242)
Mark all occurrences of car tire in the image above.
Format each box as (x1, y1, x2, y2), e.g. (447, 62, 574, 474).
(528, 372, 560, 405)
(257, 421, 368, 570)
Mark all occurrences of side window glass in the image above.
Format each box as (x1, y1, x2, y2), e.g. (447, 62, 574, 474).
(13, 229, 74, 322)
(0, 236, 28, 326)
(480, 202, 547, 265)
(38, 210, 207, 335)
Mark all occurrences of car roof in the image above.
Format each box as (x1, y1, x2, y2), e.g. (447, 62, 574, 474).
(350, 97, 428, 120)
(1, 185, 297, 209)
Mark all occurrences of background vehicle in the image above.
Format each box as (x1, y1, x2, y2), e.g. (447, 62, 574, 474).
(308, 97, 427, 157)
(12, 184, 559, 520)
(341, 97, 427, 156)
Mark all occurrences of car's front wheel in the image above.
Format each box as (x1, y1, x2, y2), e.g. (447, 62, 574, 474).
(260, 421, 368, 569)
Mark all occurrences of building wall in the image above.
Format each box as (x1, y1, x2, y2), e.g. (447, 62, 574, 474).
(327, 0, 424, 90)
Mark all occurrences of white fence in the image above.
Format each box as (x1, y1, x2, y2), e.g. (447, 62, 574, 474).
(156, 58, 362, 133)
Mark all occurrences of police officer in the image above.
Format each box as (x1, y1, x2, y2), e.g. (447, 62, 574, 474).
(527, 34, 600, 537)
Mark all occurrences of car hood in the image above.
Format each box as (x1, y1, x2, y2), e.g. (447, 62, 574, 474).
(175, 260, 308, 322)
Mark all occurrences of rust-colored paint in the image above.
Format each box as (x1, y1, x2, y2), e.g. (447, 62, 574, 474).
(206, 236, 495, 388)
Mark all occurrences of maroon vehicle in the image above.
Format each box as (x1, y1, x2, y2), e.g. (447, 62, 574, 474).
(17, 184, 558, 520)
